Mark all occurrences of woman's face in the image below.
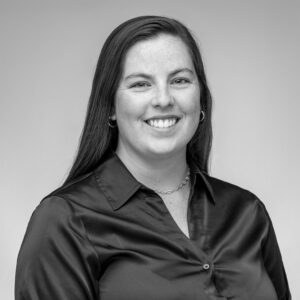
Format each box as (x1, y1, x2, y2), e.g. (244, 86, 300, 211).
(113, 34, 200, 161)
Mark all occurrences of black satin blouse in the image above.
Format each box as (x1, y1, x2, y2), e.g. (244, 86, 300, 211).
(15, 154, 291, 299)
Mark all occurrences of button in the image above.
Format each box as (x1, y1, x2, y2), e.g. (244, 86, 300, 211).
(203, 263, 210, 270)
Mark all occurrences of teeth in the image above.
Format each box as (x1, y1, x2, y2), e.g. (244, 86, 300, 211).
(147, 118, 177, 128)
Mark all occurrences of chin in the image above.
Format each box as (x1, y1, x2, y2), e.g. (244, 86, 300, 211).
(145, 143, 185, 158)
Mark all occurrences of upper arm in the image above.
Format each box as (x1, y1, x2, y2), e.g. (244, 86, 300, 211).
(257, 200, 291, 300)
(15, 196, 100, 300)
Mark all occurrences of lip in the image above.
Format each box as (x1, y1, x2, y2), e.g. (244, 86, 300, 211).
(144, 115, 181, 122)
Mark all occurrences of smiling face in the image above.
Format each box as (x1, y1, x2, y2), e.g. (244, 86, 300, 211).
(113, 34, 201, 162)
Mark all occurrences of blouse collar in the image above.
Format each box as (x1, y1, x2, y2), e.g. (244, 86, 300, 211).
(94, 153, 215, 211)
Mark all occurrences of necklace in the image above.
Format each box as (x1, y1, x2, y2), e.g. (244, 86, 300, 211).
(154, 169, 190, 195)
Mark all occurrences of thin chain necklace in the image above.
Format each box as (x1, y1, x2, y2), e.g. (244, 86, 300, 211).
(154, 169, 190, 195)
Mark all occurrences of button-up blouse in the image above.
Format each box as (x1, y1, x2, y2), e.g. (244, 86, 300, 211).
(15, 154, 291, 299)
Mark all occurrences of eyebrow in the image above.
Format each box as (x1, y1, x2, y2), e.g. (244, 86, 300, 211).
(124, 68, 194, 81)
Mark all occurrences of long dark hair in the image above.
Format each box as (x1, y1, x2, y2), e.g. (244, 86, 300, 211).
(62, 15, 213, 188)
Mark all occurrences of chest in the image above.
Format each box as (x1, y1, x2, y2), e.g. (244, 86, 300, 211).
(86, 191, 278, 300)
(160, 193, 190, 238)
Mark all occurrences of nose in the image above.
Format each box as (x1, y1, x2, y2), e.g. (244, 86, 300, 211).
(151, 84, 174, 108)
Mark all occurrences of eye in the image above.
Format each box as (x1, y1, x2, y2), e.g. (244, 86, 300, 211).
(130, 81, 151, 88)
(171, 78, 191, 85)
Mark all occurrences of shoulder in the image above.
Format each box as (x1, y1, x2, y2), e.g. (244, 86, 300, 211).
(16, 196, 100, 298)
(29, 196, 73, 233)
(23, 196, 84, 251)
(204, 173, 258, 202)
(16, 196, 81, 271)
(202, 173, 268, 213)
(37, 194, 72, 216)
(18, 193, 99, 266)
(45, 170, 111, 212)
(202, 174, 273, 229)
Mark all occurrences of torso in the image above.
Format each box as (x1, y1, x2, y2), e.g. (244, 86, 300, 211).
(16, 154, 288, 300)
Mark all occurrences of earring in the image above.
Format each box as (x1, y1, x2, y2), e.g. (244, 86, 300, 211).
(200, 110, 205, 122)
(108, 116, 117, 128)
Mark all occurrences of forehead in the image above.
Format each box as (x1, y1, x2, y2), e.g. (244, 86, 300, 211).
(122, 34, 194, 74)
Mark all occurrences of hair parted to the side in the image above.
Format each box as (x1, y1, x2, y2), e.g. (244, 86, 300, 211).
(62, 15, 213, 188)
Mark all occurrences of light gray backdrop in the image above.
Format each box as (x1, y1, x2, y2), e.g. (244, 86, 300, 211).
(1, 0, 299, 299)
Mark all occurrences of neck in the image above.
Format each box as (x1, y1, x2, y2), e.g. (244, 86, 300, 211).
(115, 147, 188, 192)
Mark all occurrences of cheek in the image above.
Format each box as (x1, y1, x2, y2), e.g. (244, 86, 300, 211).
(115, 92, 145, 122)
(184, 89, 201, 118)
(190, 108, 200, 131)
(183, 90, 201, 133)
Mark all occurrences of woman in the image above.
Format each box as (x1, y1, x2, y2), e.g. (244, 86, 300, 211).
(15, 16, 291, 299)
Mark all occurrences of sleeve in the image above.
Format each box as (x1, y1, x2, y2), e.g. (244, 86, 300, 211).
(257, 200, 292, 300)
(15, 196, 100, 300)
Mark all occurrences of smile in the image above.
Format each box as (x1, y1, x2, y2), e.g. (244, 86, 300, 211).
(145, 117, 179, 129)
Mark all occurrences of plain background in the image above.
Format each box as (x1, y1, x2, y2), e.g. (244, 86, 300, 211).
(1, 0, 299, 299)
